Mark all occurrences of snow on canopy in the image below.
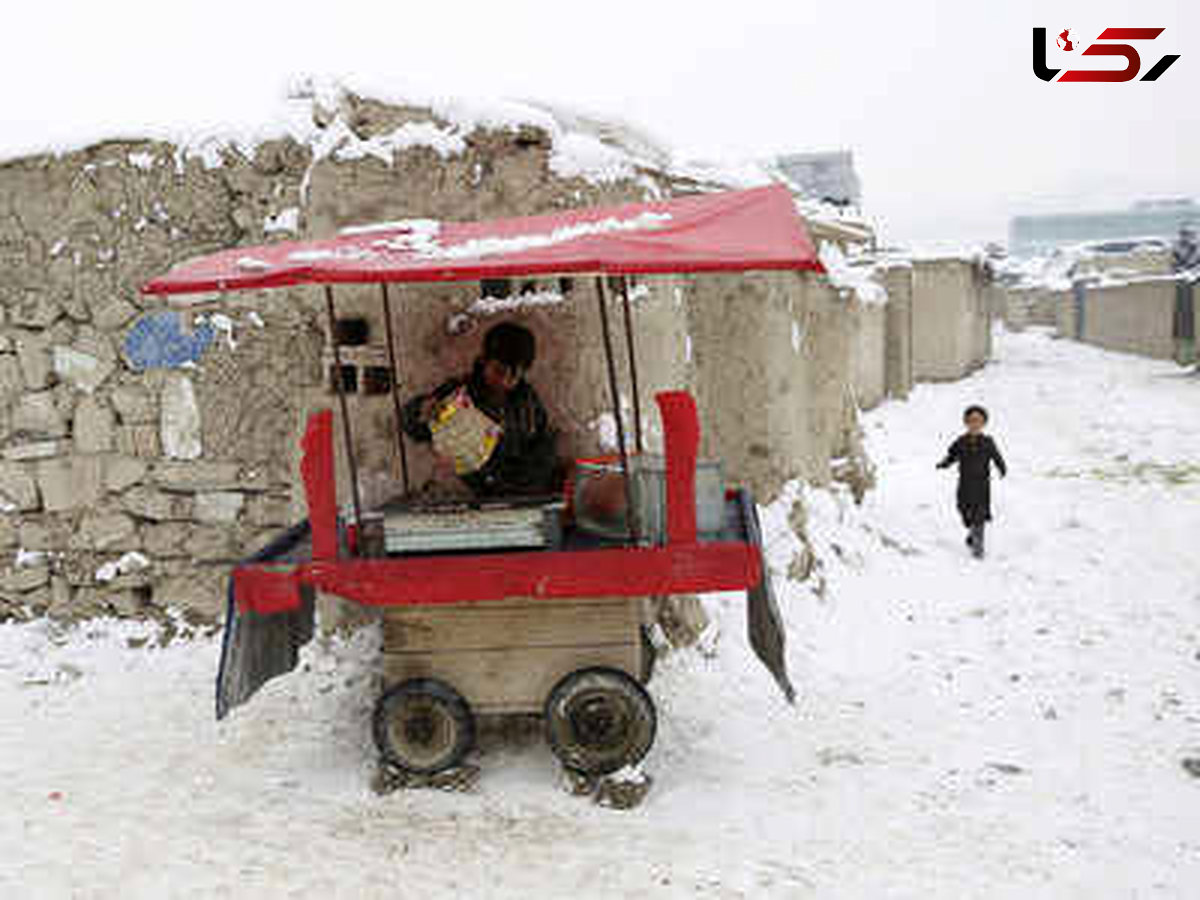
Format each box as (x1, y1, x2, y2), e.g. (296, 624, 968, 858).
(142, 184, 823, 295)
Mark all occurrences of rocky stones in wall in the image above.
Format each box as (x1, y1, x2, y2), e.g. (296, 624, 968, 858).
(0, 132, 325, 624)
(73, 395, 115, 453)
(194, 492, 245, 524)
(0, 95, 882, 627)
(110, 384, 156, 423)
(12, 392, 64, 437)
(15, 333, 55, 390)
(53, 346, 116, 393)
(159, 374, 201, 460)
(0, 463, 39, 511)
(36, 457, 104, 512)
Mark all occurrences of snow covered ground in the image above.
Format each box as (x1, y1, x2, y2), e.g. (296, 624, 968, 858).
(3, 328, 1198, 899)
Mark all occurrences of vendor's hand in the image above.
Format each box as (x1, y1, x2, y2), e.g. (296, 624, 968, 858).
(420, 395, 440, 422)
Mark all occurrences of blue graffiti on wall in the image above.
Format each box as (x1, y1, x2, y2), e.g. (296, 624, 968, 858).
(124, 311, 216, 370)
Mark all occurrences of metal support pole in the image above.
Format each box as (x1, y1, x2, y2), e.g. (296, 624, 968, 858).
(595, 277, 639, 543)
(380, 283, 411, 495)
(324, 286, 364, 536)
(618, 276, 644, 454)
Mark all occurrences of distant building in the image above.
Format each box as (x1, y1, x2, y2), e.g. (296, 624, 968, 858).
(768, 150, 873, 250)
(1010, 199, 1199, 257)
(773, 150, 862, 208)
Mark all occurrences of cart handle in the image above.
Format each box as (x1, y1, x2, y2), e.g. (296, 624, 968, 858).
(302, 409, 339, 560)
(656, 391, 699, 546)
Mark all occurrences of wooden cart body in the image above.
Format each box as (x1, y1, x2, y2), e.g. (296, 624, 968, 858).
(381, 595, 648, 715)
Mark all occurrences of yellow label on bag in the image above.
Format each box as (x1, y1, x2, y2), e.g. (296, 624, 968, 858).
(429, 388, 503, 475)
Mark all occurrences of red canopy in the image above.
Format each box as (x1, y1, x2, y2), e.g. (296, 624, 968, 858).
(142, 184, 822, 295)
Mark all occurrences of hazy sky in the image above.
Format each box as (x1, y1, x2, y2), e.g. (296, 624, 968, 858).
(4, 0, 1194, 245)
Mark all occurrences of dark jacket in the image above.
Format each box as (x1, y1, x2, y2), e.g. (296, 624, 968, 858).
(937, 434, 1007, 526)
(401, 362, 558, 497)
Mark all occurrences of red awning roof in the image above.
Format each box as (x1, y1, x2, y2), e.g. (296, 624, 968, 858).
(142, 184, 822, 296)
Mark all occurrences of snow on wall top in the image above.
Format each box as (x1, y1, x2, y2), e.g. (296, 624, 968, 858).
(996, 236, 1174, 291)
(0, 76, 656, 188)
(818, 243, 888, 306)
(1, 74, 864, 244)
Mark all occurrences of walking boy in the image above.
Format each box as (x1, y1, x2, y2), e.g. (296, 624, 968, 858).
(936, 405, 1007, 558)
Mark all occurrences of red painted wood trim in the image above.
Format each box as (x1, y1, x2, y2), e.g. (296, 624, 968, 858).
(301, 410, 338, 561)
(657, 391, 699, 545)
(234, 542, 761, 615)
(233, 566, 302, 613)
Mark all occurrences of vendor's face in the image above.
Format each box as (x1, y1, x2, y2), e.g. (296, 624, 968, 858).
(482, 357, 522, 394)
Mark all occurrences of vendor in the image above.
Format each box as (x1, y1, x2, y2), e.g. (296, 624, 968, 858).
(400, 321, 559, 497)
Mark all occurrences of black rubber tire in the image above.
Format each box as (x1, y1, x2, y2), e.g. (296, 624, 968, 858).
(544, 667, 656, 776)
(373, 678, 475, 775)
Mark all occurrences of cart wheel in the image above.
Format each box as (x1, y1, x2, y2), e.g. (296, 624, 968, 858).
(373, 678, 475, 774)
(544, 667, 656, 776)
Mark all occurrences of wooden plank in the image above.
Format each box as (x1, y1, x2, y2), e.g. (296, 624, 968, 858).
(382, 642, 642, 714)
(381, 595, 646, 653)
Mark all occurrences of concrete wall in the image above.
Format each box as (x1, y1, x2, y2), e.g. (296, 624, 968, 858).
(984, 283, 1008, 325)
(879, 264, 914, 400)
(686, 271, 858, 498)
(1053, 288, 1078, 340)
(832, 261, 916, 415)
(851, 300, 887, 411)
(1057, 278, 1179, 360)
(1005, 286, 1060, 330)
(911, 259, 991, 382)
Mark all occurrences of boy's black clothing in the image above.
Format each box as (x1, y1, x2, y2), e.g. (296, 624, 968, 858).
(400, 362, 558, 498)
(937, 434, 1007, 527)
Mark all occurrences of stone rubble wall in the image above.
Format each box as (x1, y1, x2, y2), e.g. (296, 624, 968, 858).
(0, 95, 994, 626)
(293, 114, 687, 507)
(0, 134, 327, 624)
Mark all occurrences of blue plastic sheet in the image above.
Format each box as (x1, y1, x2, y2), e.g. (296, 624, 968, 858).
(124, 311, 216, 370)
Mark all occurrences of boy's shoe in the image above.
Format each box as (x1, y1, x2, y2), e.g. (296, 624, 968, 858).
(970, 525, 985, 558)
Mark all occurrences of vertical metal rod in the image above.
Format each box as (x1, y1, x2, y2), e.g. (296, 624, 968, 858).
(380, 283, 411, 494)
(618, 275, 644, 454)
(595, 277, 639, 543)
(324, 285, 363, 537)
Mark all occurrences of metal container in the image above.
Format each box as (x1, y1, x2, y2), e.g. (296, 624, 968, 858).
(573, 455, 725, 544)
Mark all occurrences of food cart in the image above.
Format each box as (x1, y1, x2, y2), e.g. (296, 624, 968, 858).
(142, 184, 820, 781)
